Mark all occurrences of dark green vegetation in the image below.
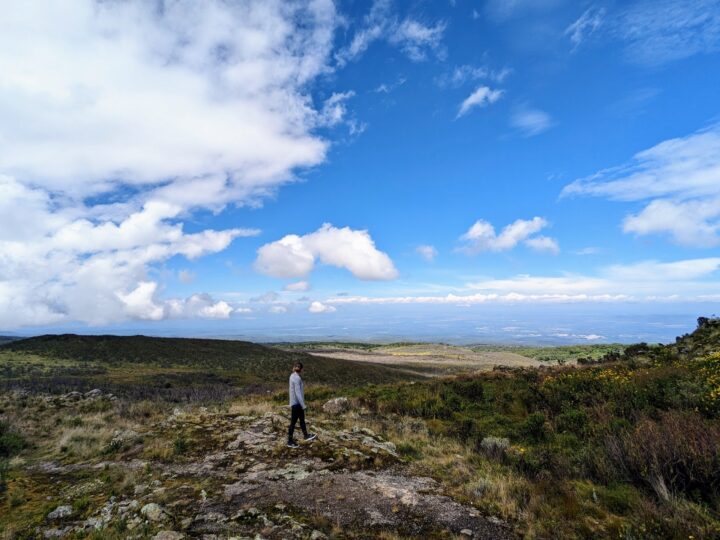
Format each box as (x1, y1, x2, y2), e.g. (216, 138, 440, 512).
(470, 343, 626, 364)
(357, 317, 720, 538)
(0, 334, 424, 400)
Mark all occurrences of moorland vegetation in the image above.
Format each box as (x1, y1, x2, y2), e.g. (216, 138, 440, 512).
(0, 319, 718, 538)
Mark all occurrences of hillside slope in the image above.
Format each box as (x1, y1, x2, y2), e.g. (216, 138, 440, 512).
(0, 334, 427, 392)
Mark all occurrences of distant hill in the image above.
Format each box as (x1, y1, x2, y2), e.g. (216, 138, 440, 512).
(0, 336, 20, 345)
(671, 316, 720, 358)
(0, 333, 424, 388)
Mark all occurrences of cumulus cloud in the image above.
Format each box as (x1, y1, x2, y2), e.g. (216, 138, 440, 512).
(255, 224, 398, 280)
(457, 86, 504, 118)
(459, 217, 558, 254)
(0, 1, 339, 327)
(510, 107, 553, 136)
(416, 245, 438, 261)
(336, 0, 446, 65)
(308, 301, 337, 313)
(562, 124, 720, 246)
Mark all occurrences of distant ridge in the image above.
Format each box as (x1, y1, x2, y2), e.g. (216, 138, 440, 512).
(0, 333, 422, 386)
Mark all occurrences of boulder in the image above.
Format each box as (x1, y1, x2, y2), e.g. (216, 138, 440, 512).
(46, 505, 72, 521)
(322, 397, 351, 415)
(140, 502, 166, 521)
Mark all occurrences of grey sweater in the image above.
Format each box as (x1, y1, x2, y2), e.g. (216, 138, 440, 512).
(289, 372, 306, 408)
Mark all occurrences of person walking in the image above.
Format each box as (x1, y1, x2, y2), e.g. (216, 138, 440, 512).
(287, 361, 316, 448)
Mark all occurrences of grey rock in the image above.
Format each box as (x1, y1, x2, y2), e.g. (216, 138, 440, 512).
(194, 512, 228, 523)
(154, 532, 185, 540)
(310, 531, 328, 540)
(84, 389, 102, 398)
(140, 502, 166, 521)
(322, 397, 351, 415)
(460, 529, 473, 537)
(43, 527, 71, 538)
(47, 505, 73, 521)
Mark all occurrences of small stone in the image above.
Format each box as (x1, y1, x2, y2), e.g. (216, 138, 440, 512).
(84, 389, 102, 398)
(140, 502, 166, 521)
(153, 532, 185, 540)
(460, 529, 473, 537)
(310, 531, 327, 540)
(47, 505, 73, 521)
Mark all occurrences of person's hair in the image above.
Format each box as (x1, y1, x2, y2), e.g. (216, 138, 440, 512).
(293, 361, 304, 371)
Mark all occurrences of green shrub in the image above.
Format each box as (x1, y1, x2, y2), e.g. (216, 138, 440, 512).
(0, 421, 25, 458)
(555, 408, 588, 436)
(520, 412, 547, 442)
(173, 435, 189, 455)
(396, 442, 422, 459)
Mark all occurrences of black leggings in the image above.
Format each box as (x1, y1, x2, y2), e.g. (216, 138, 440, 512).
(288, 404, 307, 441)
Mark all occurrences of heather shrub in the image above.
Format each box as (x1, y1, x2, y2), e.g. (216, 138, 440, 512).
(605, 411, 720, 503)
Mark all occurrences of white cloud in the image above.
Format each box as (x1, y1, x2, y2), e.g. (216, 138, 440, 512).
(605, 258, 720, 281)
(284, 281, 310, 292)
(457, 86, 504, 118)
(269, 305, 288, 314)
(436, 65, 512, 88)
(565, 7, 605, 48)
(524, 236, 560, 255)
(510, 107, 553, 136)
(336, 0, 446, 65)
(562, 124, 720, 247)
(616, 0, 720, 65)
(0, 1, 339, 328)
(416, 245, 438, 261)
(166, 293, 233, 320)
(113, 284, 233, 321)
(319, 91, 356, 127)
(308, 301, 337, 313)
(389, 19, 447, 62)
(255, 224, 398, 281)
(235, 307, 253, 314)
(575, 247, 601, 255)
(623, 198, 720, 247)
(375, 76, 406, 94)
(459, 217, 557, 253)
(325, 257, 720, 305)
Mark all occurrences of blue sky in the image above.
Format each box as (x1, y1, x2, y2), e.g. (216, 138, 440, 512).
(1, 0, 720, 343)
